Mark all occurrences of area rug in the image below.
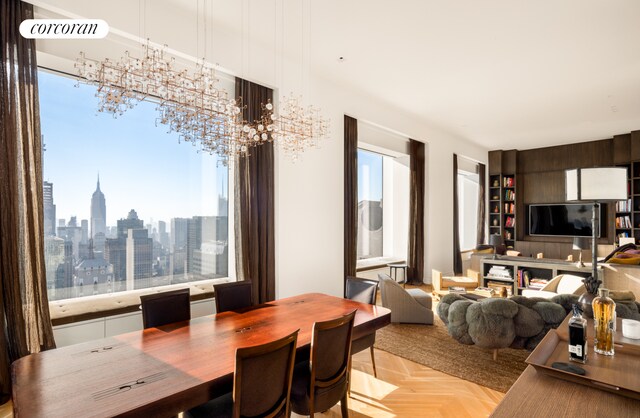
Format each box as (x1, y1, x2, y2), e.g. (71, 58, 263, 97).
(374, 317, 529, 393)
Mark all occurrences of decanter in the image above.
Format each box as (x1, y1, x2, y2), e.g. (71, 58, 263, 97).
(568, 304, 587, 363)
(592, 288, 616, 356)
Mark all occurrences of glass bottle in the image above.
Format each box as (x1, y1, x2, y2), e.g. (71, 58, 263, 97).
(592, 288, 616, 356)
(568, 304, 587, 363)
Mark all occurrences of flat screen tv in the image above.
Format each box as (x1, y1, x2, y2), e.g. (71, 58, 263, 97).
(528, 203, 601, 237)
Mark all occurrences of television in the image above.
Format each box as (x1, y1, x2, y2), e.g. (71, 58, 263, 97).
(528, 203, 602, 237)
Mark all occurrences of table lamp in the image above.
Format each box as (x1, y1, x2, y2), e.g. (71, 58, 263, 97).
(566, 167, 628, 294)
(489, 234, 504, 259)
(572, 237, 589, 268)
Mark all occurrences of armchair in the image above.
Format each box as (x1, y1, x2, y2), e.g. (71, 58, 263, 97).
(378, 274, 433, 324)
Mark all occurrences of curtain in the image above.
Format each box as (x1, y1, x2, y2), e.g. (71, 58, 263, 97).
(234, 78, 275, 304)
(452, 154, 463, 275)
(476, 163, 486, 246)
(344, 116, 358, 288)
(407, 139, 425, 284)
(1, 0, 57, 403)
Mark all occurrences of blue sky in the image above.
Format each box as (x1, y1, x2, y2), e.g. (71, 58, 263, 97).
(357, 149, 383, 202)
(39, 70, 228, 227)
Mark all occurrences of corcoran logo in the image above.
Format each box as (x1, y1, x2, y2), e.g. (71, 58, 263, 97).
(19, 19, 109, 39)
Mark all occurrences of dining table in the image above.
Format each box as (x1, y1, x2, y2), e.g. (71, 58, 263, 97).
(11, 292, 391, 417)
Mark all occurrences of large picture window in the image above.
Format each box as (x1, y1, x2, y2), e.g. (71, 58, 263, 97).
(40, 70, 231, 301)
(356, 147, 409, 263)
(457, 160, 480, 251)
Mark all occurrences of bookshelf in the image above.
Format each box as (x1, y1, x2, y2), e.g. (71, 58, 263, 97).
(502, 174, 516, 248)
(613, 161, 640, 244)
(481, 258, 594, 296)
(489, 175, 502, 237)
(487, 173, 517, 248)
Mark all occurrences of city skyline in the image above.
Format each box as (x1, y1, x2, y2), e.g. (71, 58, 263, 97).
(39, 69, 229, 226)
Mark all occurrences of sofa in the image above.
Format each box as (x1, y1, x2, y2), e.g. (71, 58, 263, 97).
(521, 274, 586, 299)
(437, 293, 640, 355)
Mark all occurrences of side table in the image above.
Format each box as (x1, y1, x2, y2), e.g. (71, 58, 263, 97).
(387, 263, 408, 288)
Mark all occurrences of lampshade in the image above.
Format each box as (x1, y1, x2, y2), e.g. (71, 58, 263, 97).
(572, 237, 589, 250)
(565, 167, 628, 202)
(489, 234, 504, 246)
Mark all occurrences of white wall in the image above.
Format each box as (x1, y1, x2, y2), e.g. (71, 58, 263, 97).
(30, 0, 489, 296)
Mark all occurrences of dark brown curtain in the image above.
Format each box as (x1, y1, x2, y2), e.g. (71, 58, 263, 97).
(234, 78, 275, 304)
(1, 0, 56, 403)
(476, 163, 486, 246)
(344, 116, 358, 288)
(452, 154, 463, 275)
(407, 139, 425, 284)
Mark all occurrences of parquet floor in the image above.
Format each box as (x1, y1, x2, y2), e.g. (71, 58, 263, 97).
(293, 348, 504, 418)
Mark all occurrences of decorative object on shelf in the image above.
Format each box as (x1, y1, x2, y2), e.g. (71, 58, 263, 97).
(493, 179, 499, 187)
(572, 237, 589, 268)
(492, 218, 498, 226)
(489, 234, 504, 259)
(592, 288, 616, 356)
(566, 166, 628, 317)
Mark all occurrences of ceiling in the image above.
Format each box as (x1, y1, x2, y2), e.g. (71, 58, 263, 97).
(309, 0, 640, 150)
(31, 0, 640, 150)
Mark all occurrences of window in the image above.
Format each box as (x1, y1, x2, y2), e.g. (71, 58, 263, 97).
(457, 159, 480, 251)
(357, 149, 384, 259)
(40, 70, 231, 301)
(356, 147, 410, 263)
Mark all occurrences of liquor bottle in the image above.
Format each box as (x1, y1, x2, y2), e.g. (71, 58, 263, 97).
(568, 304, 587, 363)
(592, 288, 616, 356)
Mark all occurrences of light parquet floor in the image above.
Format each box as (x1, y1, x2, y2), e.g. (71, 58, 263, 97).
(292, 348, 504, 418)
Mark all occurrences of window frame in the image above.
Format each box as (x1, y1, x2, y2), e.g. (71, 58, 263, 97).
(38, 67, 235, 319)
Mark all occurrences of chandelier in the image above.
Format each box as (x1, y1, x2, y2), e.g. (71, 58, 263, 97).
(269, 95, 330, 161)
(75, 42, 276, 164)
(76, 41, 329, 163)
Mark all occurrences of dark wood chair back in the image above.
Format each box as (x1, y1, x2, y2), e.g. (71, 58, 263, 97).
(233, 330, 299, 418)
(140, 288, 190, 329)
(308, 310, 356, 414)
(346, 278, 379, 378)
(345, 277, 378, 304)
(214, 281, 253, 313)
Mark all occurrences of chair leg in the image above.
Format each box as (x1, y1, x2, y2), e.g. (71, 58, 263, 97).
(493, 348, 498, 361)
(369, 346, 377, 378)
(340, 393, 349, 418)
(347, 356, 352, 396)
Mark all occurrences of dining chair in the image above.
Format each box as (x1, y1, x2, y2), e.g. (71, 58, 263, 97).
(140, 288, 190, 329)
(345, 277, 378, 378)
(290, 310, 356, 417)
(186, 329, 299, 418)
(214, 281, 253, 313)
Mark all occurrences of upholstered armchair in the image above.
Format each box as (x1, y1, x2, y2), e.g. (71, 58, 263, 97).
(378, 274, 433, 324)
(521, 274, 586, 299)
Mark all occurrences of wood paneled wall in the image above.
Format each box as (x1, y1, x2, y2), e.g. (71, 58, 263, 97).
(490, 131, 640, 260)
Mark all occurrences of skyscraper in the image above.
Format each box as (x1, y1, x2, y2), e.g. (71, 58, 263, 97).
(105, 209, 152, 290)
(43, 181, 56, 237)
(90, 175, 106, 252)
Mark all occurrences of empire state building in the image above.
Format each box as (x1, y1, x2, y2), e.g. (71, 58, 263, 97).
(91, 175, 107, 252)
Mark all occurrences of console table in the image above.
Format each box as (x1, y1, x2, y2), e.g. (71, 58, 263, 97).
(492, 313, 640, 417)
(491, 365, 640, 417)
(480, 257, 598, 296)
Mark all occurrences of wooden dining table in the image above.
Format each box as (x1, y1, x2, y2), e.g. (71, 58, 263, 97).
(11, 293, 391, 418)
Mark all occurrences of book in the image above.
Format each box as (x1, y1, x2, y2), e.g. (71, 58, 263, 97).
(474, 287, 495, 297)
(448, 286, 467, 293)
